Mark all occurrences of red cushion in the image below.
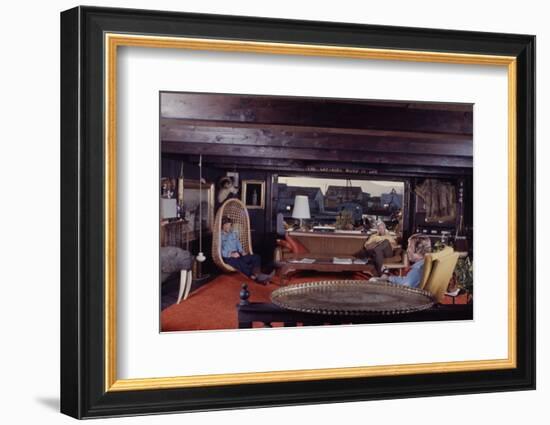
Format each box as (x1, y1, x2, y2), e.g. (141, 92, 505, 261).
(284, 233, 309, 254)
(276, 239, 292, 251)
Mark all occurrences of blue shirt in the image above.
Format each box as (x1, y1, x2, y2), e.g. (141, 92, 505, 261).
(389, 260, 425, 288)
(221, 230, 244, 258)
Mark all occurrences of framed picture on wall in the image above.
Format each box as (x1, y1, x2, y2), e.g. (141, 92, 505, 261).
(241, 179, 265, 209)
(180, 179, 215, 234)
(61, 6, 535, 419)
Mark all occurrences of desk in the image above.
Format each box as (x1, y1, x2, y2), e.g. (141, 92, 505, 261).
(285, 230, 370, 257)
(276, 257, 376, 285)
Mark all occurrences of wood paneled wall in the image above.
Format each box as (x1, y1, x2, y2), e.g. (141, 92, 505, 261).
(160, 92, 474, 268)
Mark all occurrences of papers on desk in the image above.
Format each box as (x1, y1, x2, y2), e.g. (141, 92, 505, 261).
(333, 257, 353, 264)
(334, 230, 363, 234)
(352, 258, 368, 265)
(288, 258, 316, 264)
(332, 257, 368, 265)
(312, 225, 335, 232)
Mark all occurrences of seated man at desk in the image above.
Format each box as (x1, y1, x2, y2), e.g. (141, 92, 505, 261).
(377, 234, 432, 288)
(363, 221, 399, 274)
(221, 216, 274, 284)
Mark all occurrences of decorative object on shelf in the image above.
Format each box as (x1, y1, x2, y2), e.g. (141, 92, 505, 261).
(292, 195, 311, 229)
(217, 175, 239, 204)
(242, 179, 265, 209)
(440, 230, 451, 246)
(160, 177, 175, 199)
(335, 209, 354, 230)
(226, 171, 239, 188)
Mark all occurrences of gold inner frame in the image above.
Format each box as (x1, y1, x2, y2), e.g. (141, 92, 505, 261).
(241, 179, 266, 209)
(104, 33, 517, 392)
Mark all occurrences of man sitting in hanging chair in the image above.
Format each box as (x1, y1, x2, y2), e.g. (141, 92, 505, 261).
(221, 216, 274, 284)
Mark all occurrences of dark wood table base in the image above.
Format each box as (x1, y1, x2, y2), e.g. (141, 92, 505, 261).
(238, 302, 473, 328)
(236, 284, 473, 328)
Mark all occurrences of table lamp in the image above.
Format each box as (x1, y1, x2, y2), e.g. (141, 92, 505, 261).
(292, 195, 311, 230)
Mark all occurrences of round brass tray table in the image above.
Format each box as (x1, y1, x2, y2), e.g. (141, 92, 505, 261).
(270, 279, 435, 316)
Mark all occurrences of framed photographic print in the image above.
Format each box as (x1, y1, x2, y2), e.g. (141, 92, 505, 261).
(61, 5, 535, 419)
(178, 179, 215, 234)
(242, 179, 266, 209)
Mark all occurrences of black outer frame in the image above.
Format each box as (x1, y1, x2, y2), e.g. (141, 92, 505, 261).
(60, 6, 535, 419)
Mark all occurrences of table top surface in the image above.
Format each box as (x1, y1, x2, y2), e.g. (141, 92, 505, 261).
(271, 279, 434, 315)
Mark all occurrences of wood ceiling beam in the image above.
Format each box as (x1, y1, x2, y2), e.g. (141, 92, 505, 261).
(161, 121, 472, 157)
(174, 154, 471, 177)
(162, 141, 472, 168)
(160, 92, 473, 134)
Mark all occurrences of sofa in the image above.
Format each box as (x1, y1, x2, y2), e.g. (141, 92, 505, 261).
(274, 231, 406, 272)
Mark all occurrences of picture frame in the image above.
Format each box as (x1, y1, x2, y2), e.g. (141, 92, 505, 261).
(60, 6, 535, 419)
(180, 179, 215, 234)
(241, 179, 266, 209)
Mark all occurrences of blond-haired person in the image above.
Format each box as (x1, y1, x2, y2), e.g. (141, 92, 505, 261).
(377, 234, 432, 288)
(363, 221, 398, 274)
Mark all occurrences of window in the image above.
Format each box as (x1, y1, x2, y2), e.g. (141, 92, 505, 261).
(276, 176, 404, 229)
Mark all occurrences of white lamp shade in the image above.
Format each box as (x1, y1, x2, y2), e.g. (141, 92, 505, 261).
(160, 198, 177, 219)
(292, 195, 311, 219)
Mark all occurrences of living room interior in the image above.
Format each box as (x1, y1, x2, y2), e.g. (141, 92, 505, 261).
(159, 91, 473, 332)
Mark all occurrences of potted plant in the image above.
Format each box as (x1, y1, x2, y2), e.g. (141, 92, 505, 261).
(335, 210, 354, 230)
(454, 256, 473, 303)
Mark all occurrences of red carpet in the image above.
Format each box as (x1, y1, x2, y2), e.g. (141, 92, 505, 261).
(160, 272, 469, 332)
(161, 272, 365, 332)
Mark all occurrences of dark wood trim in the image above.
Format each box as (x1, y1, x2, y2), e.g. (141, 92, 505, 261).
(161, 117, 472, 140)
(179, 155, 473, 177)
(161, 120, 472, 157)
(162, 141, 473, 168)
(60, 7, 82, 419)
(160, 93, 473, 134)
(238, 302, 473, 328)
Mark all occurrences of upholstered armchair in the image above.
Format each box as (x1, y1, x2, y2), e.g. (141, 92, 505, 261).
(418, 246, 460, 303)
(212, 199, 254, 273)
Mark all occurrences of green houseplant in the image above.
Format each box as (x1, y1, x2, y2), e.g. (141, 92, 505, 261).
(433, 240, 473, 302)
